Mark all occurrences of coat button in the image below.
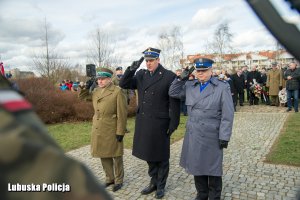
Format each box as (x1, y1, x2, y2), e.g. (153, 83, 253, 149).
(143, 101, 145, 104)
(142, 112, 145, 115)
(97, 109, 99, 111)
(145, 90, 147, 93)
(97, 118, 99, 120)
(152, 92, 154, 95)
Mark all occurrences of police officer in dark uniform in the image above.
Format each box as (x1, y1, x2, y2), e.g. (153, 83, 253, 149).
(119, 47, 180, 199)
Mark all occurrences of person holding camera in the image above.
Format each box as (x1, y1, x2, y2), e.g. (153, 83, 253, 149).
(169, 58, 234, 200)
(79, 67, 128, 192)
(119, 47, 180, 199)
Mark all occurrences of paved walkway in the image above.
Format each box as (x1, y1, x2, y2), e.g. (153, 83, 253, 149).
(68, 105, 300, 200)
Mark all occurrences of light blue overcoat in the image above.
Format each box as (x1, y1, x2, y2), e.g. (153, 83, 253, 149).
(169, 77, 234, 176)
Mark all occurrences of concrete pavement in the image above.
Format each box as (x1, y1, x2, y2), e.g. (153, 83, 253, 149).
(68, 106, 300, 199)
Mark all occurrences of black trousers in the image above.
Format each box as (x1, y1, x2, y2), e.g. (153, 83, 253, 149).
(194, 176, 222, 200)
(249, 91, 259, 105)
(233, 90, 244, 106)
(246, 88, 250, 101)
(147, 160, 169, 190)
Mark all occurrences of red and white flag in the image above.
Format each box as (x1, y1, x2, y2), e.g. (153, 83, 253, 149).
(0, 62, 4, 76)
(0, 91, 32, 112)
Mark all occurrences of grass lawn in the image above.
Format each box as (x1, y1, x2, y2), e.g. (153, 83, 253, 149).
(47, 115, 188, 152)
(265, 113, 300, 166)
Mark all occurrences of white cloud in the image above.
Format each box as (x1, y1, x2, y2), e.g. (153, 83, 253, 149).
(233, 28, 276, 51)
(283, 15, 300, 27)
(191, 7, 225, 29)
(0, 0, 299, 72)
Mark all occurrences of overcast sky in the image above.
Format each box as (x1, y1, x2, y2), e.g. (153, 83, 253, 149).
(0, 0, 299, 72)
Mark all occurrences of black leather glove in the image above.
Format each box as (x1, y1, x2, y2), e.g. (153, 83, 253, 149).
(85, 78, 95, 90)
(180, 66, 195, 81)
(89, 81, 97, 93)
(116, 135, 124, 142)
(167, 126, 176, 137)
(129, 57, 144, 71)
(279, 86, 283, 90)
(219, 140, 228, 149)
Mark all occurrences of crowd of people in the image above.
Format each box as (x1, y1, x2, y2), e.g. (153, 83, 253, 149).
(175, 61, 300, 113)
(59, 79, 85, 91)
(1, 47, 299, 200)
(78, 47, 236, 200)
(77, 50, 299, 200)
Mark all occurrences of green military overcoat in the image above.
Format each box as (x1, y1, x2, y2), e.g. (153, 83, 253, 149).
(266, 69, 283, 96)
(80, 83, 127, 158)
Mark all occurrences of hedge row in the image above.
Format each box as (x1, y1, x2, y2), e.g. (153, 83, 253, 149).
(16, 78, 136, 124)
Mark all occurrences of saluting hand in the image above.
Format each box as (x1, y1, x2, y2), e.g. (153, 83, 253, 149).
(85, 79, 94, 89)
(179, 66, 195, 81)
(129, 57, 144, 71)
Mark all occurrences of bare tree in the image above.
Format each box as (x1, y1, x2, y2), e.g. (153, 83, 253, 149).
(207, 22, 233, 66)
(157, 26, 184, 71)
(87, 28, 122, 69)
(32, 18, 70, 83)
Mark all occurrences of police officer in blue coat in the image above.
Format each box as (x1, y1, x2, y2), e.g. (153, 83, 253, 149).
(119, 47, 180, 199)
(169, 58, 234, 200)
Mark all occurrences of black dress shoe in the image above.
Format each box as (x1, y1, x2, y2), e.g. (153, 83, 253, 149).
(141, 184, 156, 195)
(105, 182, 114, 188)
(112, 183, 123, 192)
(240, 104, 244, 106)
(155, 189, 165, 199)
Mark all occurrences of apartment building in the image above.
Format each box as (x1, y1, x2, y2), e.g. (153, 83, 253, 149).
(181, 50, 296, 70)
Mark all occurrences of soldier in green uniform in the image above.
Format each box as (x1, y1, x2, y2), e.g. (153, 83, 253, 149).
(79, 67, 128, 192)
(0, 72, 111, 200)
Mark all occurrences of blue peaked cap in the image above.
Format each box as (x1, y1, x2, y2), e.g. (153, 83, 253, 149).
(194, 58, 214, 70)
(143, 47, 161, 58)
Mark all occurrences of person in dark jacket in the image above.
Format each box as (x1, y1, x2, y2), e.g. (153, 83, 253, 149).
(169, 58, 234, 200)
(218, 73, 235, 111)
(260, 67, 270, 105)
(231, 68, 245, 107)
(247, 66, 262, 105)
(242, 66, 249, 101)
(284, 61, 300, 112)
(119, 47, 180, 199)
